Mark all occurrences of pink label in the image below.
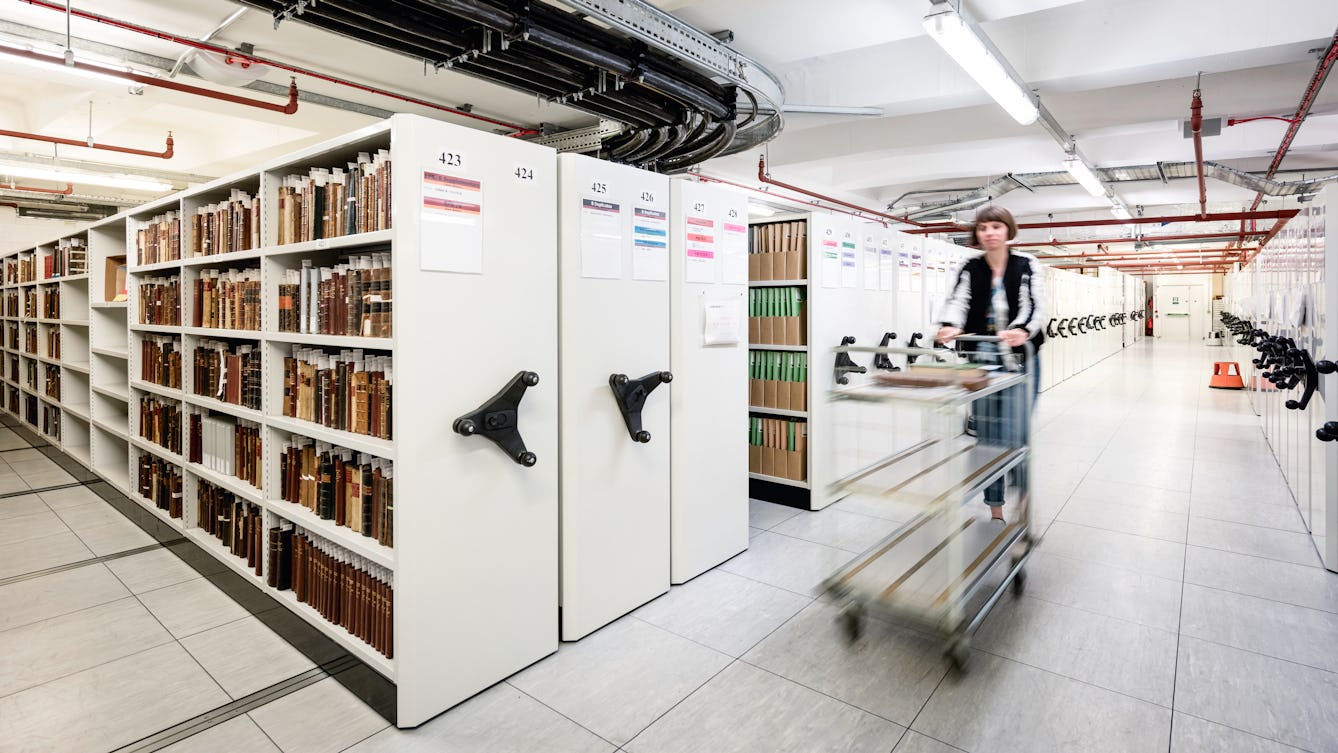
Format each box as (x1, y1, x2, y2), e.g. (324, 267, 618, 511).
(724, 222, 746, 233)
(687, 233, 714, 243)
(823, 239, 838, 248)
(687, 250, 715, 259)
(687, 217, 714, 228)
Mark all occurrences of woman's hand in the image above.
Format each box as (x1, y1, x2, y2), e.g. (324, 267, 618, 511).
(935, 326, 963, 344)
(1000, 328, 1029, 348)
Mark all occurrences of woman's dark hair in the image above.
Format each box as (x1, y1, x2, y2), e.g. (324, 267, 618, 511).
(970, 205, 1018, 246)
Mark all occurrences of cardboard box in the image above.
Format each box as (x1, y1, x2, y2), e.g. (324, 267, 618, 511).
(759, 317, 773, 345)
(748, 445, 761, 473)
(775, 380, 791, 410)
(749, 317, 761, 344)
(750, 378, 764, 408)
(770, 251, 787, 281)
(759, 444, 775, 476)
(784, 250, 801, 281)
(786, 450, 807, 481)
(762, 379, 778, 409)
(768, 447, 786, 480)
(789, 382, 806, 411)
(105, 256, 127, 302)
(748, 254, 762, 282)
(785, 316, 803, 346)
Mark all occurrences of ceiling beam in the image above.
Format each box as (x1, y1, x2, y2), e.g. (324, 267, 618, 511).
(904, 209, 1299, 234)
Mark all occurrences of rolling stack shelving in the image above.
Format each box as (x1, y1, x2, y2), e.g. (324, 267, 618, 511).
(1, 114, 560, 727)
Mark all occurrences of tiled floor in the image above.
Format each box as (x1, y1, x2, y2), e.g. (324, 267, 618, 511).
(4, 339, 1337, 753)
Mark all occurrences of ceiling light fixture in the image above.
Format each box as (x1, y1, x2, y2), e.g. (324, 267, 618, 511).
(922, 3, 1038, 125)
(1064, 157, 1106, 196)
(0, 163, 171, 192)
(0, 44, 139, 87)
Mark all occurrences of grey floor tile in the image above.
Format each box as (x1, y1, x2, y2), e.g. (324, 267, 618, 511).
(1185, 545, 1338, 614)
(51, 501, 132, 532)
(633, 569, 811, 657)
(624, 661, 903, 753)
(1039, 521, 1185, 581)
(510, 617, 732, 746)
(36, 485, 104, 510)
(831, 494, 936, 524)
(748, 499, 800, 530)
(105, 548, 205, 594)
(748, 526, 764, 541)
(0, 493, 48, 521)
(73, 517, 158, 556)
(1024, 552, 1182, 632)
(0, 564, 130, 632)
(742, 601, 946, 726)
(137, 577, 252, 638)
(21, 469, 78, 488)
(0, 642, 229, 753)
(912, 651, 1171, 753)
(0, 474, 32, 495)
(892, 731, 966, 753)
(3, 449, 48, 463)
(0, 431, 32, 451)
(770, 507, 905, 553)
(180, 616, 317, 699)
(0, 508, 71, 546)
(1086, 453, 1192, 492)
(1068, 477, 1191, 514)
(718, 530, 854, 596)
(1190, 460, 1294, 506)
(1187, 517, 1319, 567)
(974, 595, 1178, 706)
(1170, 713, 1309, 753)
(248, 677, 390, 753)
(1057, 496, 1188, 543)
(0, 597, 173, 697)
(1181, 583, 1338, 674)
(162, 716, 281, 753)
(347, 683, 613, 753)
(0, 530, 93, 579)
(1192, 436, 1275, 465)
(1189, 494, 1306, 532)
(1175, 636, 1338, 753)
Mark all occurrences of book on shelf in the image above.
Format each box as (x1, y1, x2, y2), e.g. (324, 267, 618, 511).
(140, 335, 183, 389)
(43, 364, 59, 401)
(268, 525, 393, 657)
(279, 436, 393, 547)
(282, 346, 392, 440)
(278, 254, 392, 338)
(54, 238, 87, 277)
(137, 453, 183, 518)
(5, 323, 16, 350)
(4, 292, 17, 316)
(192, 268, 261, 331)
(188, 413, 262, 488)
(23, 289, 36, 318)
(138, 395, 183, 454)
(136, 212, 181, 266)
(42, 288, 59, 319)
(192, 339, 261, 410)
(198, 480, 264, 576)
(191, 189, 260, 257)
(275, 150, 392, 246)
(748, 416, 808, 482)
(23, 324, 35, 354)
(15, 256, 36, 283)
(138, 276, 181, 325)
(46, 328, 60, 360)
(41, 404, 59, 439)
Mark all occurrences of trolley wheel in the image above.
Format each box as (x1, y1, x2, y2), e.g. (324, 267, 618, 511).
(839, 604, 864, 643)
(947, 638, 971, 672)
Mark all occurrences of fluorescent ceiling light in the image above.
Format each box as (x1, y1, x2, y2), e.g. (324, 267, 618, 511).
(1110, 204, 1132, 220)
(781, 104, 884, 117)
(922, 6, 1038, 125)
(0, 46, 137, 87)
(0, 163, 171, 192)
(1064, 157, 1106, 196)
(748, 204, 778, 217)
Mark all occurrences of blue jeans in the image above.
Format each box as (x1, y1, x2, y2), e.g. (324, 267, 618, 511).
(973, 351, 1038, 506)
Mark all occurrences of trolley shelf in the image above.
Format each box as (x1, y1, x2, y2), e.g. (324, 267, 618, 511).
(829, 370, 1027, 407)
(837, 438, 1026, 509)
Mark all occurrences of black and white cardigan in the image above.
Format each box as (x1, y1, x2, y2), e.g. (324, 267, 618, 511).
(938, 251, 1046, 350)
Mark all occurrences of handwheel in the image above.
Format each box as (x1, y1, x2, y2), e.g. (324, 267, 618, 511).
(839, 604, 863, 643)
(947, 638, 971, 672)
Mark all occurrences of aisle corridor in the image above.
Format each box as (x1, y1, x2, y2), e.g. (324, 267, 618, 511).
(1, 339, 1335, 753)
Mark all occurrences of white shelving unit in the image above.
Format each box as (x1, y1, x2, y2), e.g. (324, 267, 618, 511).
(2, 114, 560, 728)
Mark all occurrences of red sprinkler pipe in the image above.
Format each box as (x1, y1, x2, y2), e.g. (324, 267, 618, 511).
(1190, 86, 1207, 219)
(0, 128, 172, 159)
(3, 46, 299, 114)
(906, 209, 1298, 234)
(696, 173, 890, 227)
(758, 156, 935, 228)
(16, 0, 540, 136)
(1016, 232, 1257, 247)
(3, 181, 75, 195)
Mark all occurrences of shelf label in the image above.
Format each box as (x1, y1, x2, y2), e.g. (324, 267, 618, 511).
(420, 171, 484, 274)
(840, 239, 858, 289)
(863, 237, 879, 291)
(631, 205, 669, 282)
(580, 197, 623, 280)
(684, 215, 717, 284)
(513, 164, 536, 184)
(721, 218, 748, 285)
(879, 238, 895, 291)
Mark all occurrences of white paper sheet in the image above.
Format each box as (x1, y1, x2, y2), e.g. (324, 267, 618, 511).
(420, 171, 484, 274)
(821, 238, 840, 288)
(702, 296, 742, 346)
(721, 220, 749, 285)
(685, 214, 718, 283)
(580, 197, 623, 279)
(631, 206, 669, 281)
(863, 237, 879, 291)
(840, 239, 858, 288)
(880, 239, 895, 291)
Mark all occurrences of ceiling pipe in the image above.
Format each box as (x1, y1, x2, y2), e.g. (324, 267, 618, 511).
(3, 181, 74, 195)
(0, 128, 172, 159)
(1190, 81, 1208, 219)
(1037, 247, 1255, 260)
(906, 209, 1298, 234)
(3, 45, 300, 114)
(694, 172, 891, 227)
(758, 155, 936, 228)
(1016, 232, 1259, 247)
(1247, 27, 1338, 213)
(15, 0, 539, 136)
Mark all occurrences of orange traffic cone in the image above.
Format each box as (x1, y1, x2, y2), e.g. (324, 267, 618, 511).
(1209, 362, 1245, 390)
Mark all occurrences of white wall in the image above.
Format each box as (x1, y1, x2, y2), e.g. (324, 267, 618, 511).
(1144, 273, 1215, 341)
(0, 207, 84, 253)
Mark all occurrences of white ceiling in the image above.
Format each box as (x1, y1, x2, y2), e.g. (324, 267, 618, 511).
(1, 0, 1336, 255)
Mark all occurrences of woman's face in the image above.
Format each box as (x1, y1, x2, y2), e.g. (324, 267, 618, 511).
(976, 220, 1010, 252)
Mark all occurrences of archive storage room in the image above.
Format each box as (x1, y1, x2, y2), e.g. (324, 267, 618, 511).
(1, 1, 1337, 751)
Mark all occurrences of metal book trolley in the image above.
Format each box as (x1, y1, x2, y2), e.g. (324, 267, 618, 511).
(822, 335, 1035, 669)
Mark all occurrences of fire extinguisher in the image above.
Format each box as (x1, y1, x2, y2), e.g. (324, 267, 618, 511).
(1145, 295, 1154, 336)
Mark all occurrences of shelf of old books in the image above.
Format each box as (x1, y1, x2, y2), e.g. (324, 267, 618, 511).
(0, 114, 559, 727)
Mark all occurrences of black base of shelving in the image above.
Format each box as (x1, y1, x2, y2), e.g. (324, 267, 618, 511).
(749, 476, 812, 511)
